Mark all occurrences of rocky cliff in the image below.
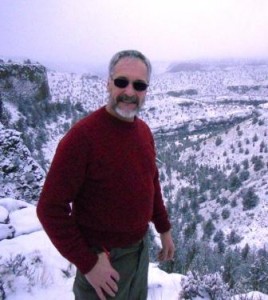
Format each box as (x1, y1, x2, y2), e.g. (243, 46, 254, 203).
(0, 61, 49, 203)
(0, 126, 45, 203)
(0, 62, 50, 105)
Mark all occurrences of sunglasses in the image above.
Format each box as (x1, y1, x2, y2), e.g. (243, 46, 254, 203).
(113, 77, 149, 92)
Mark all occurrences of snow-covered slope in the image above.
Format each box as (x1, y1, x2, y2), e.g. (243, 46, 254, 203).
(1, 59, 268, 299)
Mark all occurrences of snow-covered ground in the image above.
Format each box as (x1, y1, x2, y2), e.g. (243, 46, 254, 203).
(1, 198, 268, 300)
(0, 198, 184, 300)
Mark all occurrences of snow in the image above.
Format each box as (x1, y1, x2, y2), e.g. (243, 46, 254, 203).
(6, 264, 184, 300)
(9, 206, 42, 237)
(0, 198, 184, 300)
(232, 292, 268, 300)
(147, 264, 184, 299)
(0, 198, 30, 212)
(1, 197, 267, 299)
(0, 224, 15, 241)
(6, 280, 75, 300)
(0, 206, 9, 223)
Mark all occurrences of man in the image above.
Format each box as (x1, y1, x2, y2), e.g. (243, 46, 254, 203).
(37, 50, 174, 300)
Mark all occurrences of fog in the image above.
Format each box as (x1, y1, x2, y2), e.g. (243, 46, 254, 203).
(1, 0, 268, 72)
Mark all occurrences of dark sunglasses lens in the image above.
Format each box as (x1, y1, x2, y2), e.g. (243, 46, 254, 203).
(133, 81, 148, 91)
(114, 78, 129, 88)
(113, 78, 148, 91)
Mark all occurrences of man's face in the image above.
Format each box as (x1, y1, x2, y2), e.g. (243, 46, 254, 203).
(107, 57, 149, 122)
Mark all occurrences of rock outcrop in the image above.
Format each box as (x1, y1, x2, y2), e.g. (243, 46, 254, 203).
(0, 62, 50, 105)
(0, 128, 45, 203)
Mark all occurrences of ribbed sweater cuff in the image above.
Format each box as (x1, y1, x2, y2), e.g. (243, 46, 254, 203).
(76, 252, 99, 274)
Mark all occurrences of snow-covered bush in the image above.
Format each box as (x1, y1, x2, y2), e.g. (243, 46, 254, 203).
(180, 271, 202, 299)
(202, 272, 231, 299)
(180, 271, 231, 300)
(0, 251, 51, 299)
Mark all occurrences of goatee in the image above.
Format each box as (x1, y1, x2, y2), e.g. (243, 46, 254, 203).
(114, 95, 142, 119)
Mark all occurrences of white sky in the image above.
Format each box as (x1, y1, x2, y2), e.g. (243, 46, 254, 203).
(1, 0, 268, 68)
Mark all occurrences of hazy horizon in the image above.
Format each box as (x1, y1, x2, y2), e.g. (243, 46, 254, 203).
(1, 0, 268, 73)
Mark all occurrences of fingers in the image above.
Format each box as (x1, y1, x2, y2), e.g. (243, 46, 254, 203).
(158, 249, 166, 261)
(158, 247, 175, 261)
(167, 246, 175, 260)
(159, 231, 175, 261)
(85, 255, 120, 299)
(95, 287, 106, 300)
(107, 276, 119, 293)
(95, 276, 118, 300)
(111, 269, 120, 282)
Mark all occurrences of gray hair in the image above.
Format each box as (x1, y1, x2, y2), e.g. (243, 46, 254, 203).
(108, 50, 152, 81)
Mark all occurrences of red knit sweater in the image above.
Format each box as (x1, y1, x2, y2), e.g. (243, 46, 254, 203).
(37, 106, 171, 274)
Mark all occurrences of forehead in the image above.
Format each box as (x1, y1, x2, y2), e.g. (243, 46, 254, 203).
(113, 57, 148, 80)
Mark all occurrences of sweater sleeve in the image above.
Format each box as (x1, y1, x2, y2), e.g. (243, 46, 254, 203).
(36, 126, 98, 274)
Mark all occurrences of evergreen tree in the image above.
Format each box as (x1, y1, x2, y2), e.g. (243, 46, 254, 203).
(252, 156, 264, 171)
(184, 220, 197, 240)
(180, 271, 202, 299)
(252, 133, 258, 142)
(239, 169, 250, 182)
(213, 230, 225, 243)
(228, 173, 242, 192)
(215, 136, 223, 146)
(241, 244, 250, 260)
(227, 230, 242, 245)
(202, 272, 231, 300)
(246, 257, 268, 292)
(203, 219, 215, 240)
(221, 208, 230, 220)
(222, 250, 240, 289)
(242, 188, 259, 210)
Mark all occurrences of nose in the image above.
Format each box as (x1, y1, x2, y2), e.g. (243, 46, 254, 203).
(124, 82, 136, 96)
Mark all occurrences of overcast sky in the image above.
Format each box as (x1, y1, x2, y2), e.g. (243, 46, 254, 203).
(1, 0, 268, 71)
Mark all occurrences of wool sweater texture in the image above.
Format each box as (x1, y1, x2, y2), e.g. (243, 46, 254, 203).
(37, 106, 171, 274)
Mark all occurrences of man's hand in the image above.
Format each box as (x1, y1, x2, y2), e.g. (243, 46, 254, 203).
(158, 230, 175, 261)
(85, 252, 120, 300)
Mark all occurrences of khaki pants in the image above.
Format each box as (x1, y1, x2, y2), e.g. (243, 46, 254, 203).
(73, 234, 149, 300)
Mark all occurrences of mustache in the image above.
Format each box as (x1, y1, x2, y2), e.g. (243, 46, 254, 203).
(117, 95, 139, 104)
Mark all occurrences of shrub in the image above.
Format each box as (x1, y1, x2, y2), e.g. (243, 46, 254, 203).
(252, 134, 258, 143)
(0, 251, 51, 298)
(219, 196, 229, 206)
(231, 199, 237, 207)
(180, 271, 231, 300)
(227, 230, 242, 245)
(215, 136, 222, 146)
(252, 156, 264, 171)
(203, 219, 215, 239)
(242, 159, 249, 169)
(213, 230, 225, 243)
(239, 170, 250, 181)
(221, 208, 231, 219)
(242, 188, 259, 210)
(202, 272, 231, 299)
(228, 174, 242, 192)
(180, 271, 201, 299)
